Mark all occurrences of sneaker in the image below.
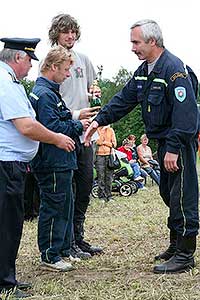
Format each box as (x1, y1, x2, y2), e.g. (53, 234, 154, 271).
(70, 244, 91, 260)
(134, 176, 144, 182)
(76, 239, 104, 256)
(63, 254, 81, 263)
(40, 259, 74, 272)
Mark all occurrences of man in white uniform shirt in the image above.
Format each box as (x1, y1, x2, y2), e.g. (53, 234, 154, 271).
(0, 37, 75, 299)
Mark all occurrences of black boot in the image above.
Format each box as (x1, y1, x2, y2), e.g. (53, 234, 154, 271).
(154, 230, 177, 261)
(74, 221, 84, 243)
(74, 221, 103, 256)
(154, 235, 196, 274)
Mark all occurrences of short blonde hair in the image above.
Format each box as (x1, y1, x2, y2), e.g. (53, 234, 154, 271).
(41, 45, 73, 73)
(140, 134, 148, 142)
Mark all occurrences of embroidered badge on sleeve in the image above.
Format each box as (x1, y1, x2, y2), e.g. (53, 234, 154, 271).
(174, 87, 186, 102)
(170, 72, 187, 82)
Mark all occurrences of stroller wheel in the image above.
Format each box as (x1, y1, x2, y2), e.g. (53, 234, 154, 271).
(91, 183, 98, 198)
(119, 183, 133, 197)
(128, 181, 138, 194)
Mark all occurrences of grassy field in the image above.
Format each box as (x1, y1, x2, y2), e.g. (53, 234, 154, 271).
(1, 178, 200, 300)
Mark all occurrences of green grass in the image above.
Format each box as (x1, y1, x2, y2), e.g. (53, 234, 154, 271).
(1, 176, 200, 300)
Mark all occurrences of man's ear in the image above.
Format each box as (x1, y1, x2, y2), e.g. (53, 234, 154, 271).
(149, 38, 156, 46)
(51, 63, 57, 71)
(14, 52, 22, 63)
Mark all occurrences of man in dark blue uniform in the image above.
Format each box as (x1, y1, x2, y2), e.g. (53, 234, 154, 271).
(84, 19, 199, 274)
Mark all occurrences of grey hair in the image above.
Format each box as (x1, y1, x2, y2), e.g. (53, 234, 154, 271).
(0, 48, 27, 63)
(131, 19, 164, 47)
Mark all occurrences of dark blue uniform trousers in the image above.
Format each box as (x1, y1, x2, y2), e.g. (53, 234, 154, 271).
(35, 170, 74, 263)
(0, 161, 26, 291)
(158, 139, 199, 236)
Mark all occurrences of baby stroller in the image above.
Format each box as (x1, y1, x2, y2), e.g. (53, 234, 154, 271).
(91, 157, 138, 198)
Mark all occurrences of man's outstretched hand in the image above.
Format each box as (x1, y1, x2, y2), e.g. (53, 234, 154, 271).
(84, 120, 99, 146)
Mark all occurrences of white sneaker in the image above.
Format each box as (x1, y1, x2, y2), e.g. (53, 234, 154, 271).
(134, 176, 144, 182)
(63, 254, 81, 263)
(41, 259, 75, 272)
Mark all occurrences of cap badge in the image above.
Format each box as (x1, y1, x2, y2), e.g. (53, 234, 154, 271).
(24, 47, 35, 52)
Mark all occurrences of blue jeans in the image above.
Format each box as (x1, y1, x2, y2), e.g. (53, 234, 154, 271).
(35, 170, 73, 263)
(130, 162, 141, 179)
(143, 166, 160, 185)
(130, 162, 145, 188)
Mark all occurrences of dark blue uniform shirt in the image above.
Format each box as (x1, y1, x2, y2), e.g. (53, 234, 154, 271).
(95, 49, 199, 154)
(30, 77, 83, 172)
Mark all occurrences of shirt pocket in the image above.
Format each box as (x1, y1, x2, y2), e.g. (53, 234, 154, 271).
(147, 93, 165, 126)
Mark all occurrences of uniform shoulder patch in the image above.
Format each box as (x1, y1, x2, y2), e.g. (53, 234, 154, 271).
(170, 72, 187, 82)
(174, 87, 186, 102)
